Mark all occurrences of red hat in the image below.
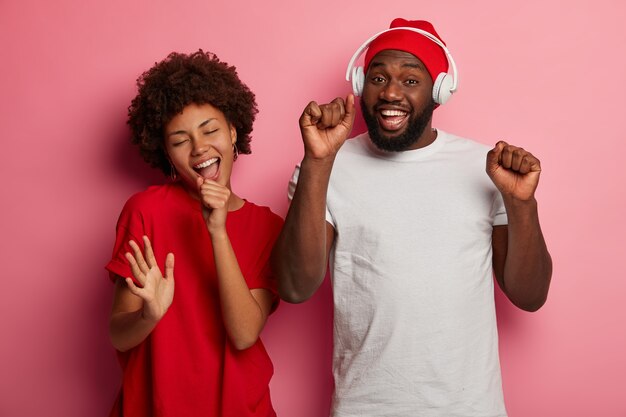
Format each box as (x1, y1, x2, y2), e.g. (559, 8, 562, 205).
(364, 18, 448, 84)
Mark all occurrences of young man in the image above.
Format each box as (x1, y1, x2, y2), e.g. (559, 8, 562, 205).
(272, 18, 552, 417)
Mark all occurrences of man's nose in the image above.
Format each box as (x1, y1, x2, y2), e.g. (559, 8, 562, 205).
(379, 80, 403, 102)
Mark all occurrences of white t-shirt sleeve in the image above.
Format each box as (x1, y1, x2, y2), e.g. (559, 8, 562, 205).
(287, 164, 299, 201)
(288, 164, 334, 225)
(492, 191, 508, 226)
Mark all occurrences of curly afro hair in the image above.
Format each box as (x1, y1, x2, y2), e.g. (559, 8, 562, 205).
(127, 50, 258, 175)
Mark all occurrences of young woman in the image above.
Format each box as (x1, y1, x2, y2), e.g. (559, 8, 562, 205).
(106, 50, 282, 417)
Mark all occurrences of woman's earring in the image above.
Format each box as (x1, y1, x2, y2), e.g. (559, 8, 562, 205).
(169, 161, 177, 180)
(233, 143, 239, 161)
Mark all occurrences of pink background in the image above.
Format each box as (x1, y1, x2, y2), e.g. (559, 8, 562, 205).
(1, 0, 624, 416)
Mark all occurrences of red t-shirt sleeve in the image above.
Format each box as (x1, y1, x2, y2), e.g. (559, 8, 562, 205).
(237, 206, 283, 312)
(105, 196, 145, 283)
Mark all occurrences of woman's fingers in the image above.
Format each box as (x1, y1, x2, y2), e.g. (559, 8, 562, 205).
(125, 250, 146, 286)
(125, 276, 143, 296)
(142, 236, 157, 268)
(164, 253, 175, 281)
(128, 240, 149, 274)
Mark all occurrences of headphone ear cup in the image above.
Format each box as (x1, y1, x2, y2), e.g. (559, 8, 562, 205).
(352, 66, 365, 96)
(432, 72, 454, 105)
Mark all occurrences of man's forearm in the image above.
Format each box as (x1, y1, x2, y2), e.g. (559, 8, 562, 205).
(501, 197, 552, 311)
(272, 157, 335, 303)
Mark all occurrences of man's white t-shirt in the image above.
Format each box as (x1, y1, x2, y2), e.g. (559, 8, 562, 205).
(291, 130, 508, 417)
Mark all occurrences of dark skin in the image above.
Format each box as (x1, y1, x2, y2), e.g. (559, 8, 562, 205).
(272, 50, 552, 312)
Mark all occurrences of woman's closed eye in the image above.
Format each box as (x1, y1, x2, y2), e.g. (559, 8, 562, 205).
(171, 137, 189, 147)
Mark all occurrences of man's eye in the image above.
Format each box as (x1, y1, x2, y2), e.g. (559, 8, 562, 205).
(372, 76, 385, 83)
(406, 79, 418, 85)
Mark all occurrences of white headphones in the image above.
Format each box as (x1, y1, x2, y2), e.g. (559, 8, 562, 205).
(345, 27, 459, 105)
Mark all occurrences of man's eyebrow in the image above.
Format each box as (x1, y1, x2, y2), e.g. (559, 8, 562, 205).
(402, 62, 424, 70)
(368, 61, 427, 71)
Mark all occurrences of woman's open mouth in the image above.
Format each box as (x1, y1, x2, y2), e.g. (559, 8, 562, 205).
(193, 157, 220, 180)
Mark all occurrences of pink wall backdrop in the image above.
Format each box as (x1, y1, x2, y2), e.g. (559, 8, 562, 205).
(1, 0, 624, 416)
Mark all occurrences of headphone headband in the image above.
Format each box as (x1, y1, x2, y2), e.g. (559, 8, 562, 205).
(345, 27, 458, 100)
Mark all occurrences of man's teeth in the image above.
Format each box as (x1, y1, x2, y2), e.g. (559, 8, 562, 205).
(380, 110, 407, 117)
(194, 158, 218, 169)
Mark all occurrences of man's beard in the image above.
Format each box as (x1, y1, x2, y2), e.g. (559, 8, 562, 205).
(361, 97, 436, 152)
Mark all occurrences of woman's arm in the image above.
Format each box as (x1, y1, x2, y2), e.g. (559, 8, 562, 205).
(198, 177, 274, 350)
(109, 237, 175, 352)
(211, 230, 274, 350)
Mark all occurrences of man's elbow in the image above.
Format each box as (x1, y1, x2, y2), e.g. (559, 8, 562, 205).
(277, 269, 319, 303)
(513, 293, 548, 312)
(274, 265, 324, 304)
(278, 285, 314, 304)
